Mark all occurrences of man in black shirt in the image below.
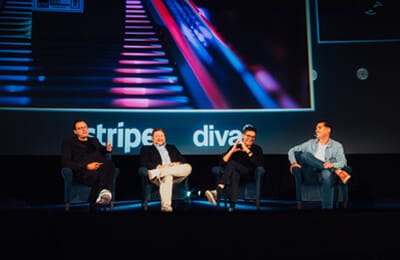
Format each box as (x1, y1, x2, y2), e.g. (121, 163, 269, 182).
(61, 119, 116, 207)
(205, 124, 264, 211)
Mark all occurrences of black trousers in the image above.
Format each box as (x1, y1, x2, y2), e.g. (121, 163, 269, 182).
(74, 160, 115, 203)
(218, 160, 251, 204)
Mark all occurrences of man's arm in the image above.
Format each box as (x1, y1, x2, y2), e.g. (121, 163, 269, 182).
(61, 138, 86, 172)
(139, 146, 160, 170)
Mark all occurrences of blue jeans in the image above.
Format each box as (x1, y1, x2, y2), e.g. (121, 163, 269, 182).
(292, 151, 337, 209)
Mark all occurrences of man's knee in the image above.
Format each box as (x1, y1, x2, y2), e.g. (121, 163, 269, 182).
(295, 151, 315, 164)
(294, 151, 303, 162)
(182, 163, 192, 175)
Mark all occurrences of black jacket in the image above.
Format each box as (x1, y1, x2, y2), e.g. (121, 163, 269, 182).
(139, 144, 186, 170)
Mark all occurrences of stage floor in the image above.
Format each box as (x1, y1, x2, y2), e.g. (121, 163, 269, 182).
(2, 199, 400, 259)
(6, 198, 400, 212)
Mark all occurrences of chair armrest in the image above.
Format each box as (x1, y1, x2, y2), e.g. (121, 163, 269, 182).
(112, 168, 120, 200)
(60, 168, 73, 203)
(137, 167, 153, 201)
(253, 166, 266, 199)
(211, 166, 224, 184)
(137, 167, 148, 177)
(254, 166, 266, 180)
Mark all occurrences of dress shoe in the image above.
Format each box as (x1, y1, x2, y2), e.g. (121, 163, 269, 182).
(161, 205, 173, 212)
(205, 190, 217, 205)
(335, 169, 351, 184)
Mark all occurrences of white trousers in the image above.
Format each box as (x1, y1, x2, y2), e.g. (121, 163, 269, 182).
(150, 163, 192, 208)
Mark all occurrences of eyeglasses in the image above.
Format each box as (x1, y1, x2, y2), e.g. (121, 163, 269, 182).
(245, 134, 256, 139)
(76, 126, 88, 130)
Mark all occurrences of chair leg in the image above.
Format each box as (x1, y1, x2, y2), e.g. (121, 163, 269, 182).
(256, 199, 260, 210)
(65, 202, 70, 212)
(297, 201, 302, 209)
(110, 201, 114, 212)
(215, 191, 221, 209)
(142, 200, 149, 211)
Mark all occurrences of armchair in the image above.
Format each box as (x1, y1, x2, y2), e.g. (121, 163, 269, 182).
(137, 167, 190, 211)
(211, 165, 266, 210)
(60, 163, 120, 212)
(293, 166, 351, 209)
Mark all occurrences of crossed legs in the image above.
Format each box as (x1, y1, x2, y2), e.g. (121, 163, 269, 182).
(293, 151, 337, 209)
(151, 163, 192, 211)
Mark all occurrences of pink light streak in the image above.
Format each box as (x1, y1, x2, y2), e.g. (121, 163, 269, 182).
(109, 86, 182, 95)
(124, 25, 153, 29)
(126, 0, 142, 4)
(121, 51, 165, 57)
(126, 19, 151, 24)
(114, 67, 172, 74)
(112, 98, 187, 108)
(124, 31, 156, 35)
(123, 44, 161, 49)
(119, 59, 169, 65)
(125, 15, 147, 19)
(112, 77, 177, 84)
(124, 38, 159, 42)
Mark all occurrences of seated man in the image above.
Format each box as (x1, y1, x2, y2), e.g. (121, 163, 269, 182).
(204, 124, 264, 212)
(139, 128, 192, 212)
(61, 119, 116, 208)
(288, 120, 351, 209)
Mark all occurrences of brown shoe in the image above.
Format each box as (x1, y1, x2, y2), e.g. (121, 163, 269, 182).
(161, 205, 173, 212)
(205, 190, 217, 205)
(335, 169, 351, 184)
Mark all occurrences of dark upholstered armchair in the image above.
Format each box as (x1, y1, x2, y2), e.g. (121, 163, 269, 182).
(294, 166, 351, 209)
(137, 167, 190, 211)
(60, 160, 120, 212)
(211, 165, 266, 210)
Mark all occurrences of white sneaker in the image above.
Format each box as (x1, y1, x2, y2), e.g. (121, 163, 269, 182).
(96, 189, 112, 205)
(205, 190, 217, 205)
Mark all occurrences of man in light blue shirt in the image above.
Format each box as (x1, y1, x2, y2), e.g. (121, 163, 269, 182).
(288, 120, 351, 209)
(139, 128, 192, 212)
